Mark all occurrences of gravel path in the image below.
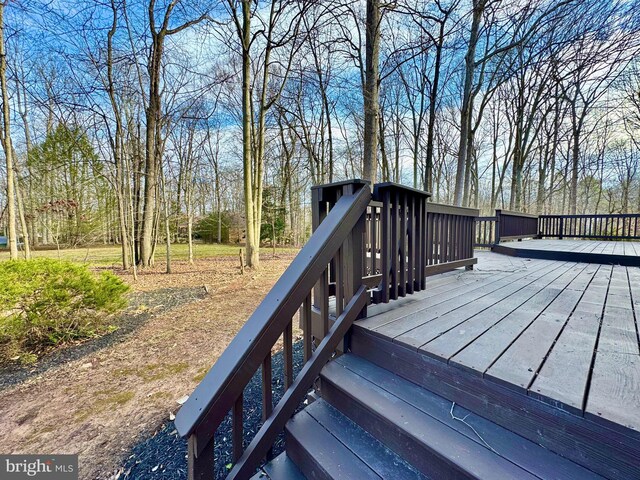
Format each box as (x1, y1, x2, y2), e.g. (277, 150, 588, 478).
(117, 342, 304, 479)
(0, 287, 208, 390)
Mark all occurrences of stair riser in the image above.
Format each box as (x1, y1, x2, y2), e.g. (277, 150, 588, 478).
(350, 327, 637, 480)
(320, 373, 479, 480)
(285, 428, 332, 480)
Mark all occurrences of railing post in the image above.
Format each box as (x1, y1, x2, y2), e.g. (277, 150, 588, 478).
(559, 217, 564, 240)
(188, 434, 215, 480)
(495, 210, 502, 244)
(309, 180, 369, 351)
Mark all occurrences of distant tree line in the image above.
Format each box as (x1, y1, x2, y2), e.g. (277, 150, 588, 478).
(0, 0, 638, 270)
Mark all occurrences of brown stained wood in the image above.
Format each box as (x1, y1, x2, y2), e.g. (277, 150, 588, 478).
(351, 326, 640, 480)
(283, 320, 293, 389)
(496, 239, 640, 266)
(188, 434, 215, 480)
(321, 357, 540, 480)
(262, 353, 272, 422)
(302, 294, 312, 362)
(330, 354, 604, 480)
(176, 185, 371, 450)
(232, 392, 243, 462)
(285, 409, 381, 479)
(586, 352, 640, 432)
(226, 287, 369, 479)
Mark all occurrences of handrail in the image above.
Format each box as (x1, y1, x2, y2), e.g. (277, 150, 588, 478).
(175, 184, 371, 479)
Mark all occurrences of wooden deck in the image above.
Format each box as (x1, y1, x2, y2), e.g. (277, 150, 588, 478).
(356, 251, 640, 434)
(493, 239, 640, 266)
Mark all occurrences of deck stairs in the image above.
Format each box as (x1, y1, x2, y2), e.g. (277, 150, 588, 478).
(254, 332, 605, 480)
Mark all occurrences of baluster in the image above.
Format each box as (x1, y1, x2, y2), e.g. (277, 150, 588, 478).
(320, 267, 329, 338)
(426, 207, 433, 266)
(399, 193, 407, 297)
(415, 198, 427, 291)
(283, 320, 293, 389)
(407, 195, 415, 294)
(371, 206, 377, 276)
(457, 215, 462, 260)
(262, 353, 273, 460)
(302, 293, 312, 362)
(391, 192, 399, 300)
(188, 434, 214, 480)
(434, 213, 440, 264)
(335, 246, 344, 316)
(444, 213, 448, 258)
(233, 393, 243, 463)
(381, 190, 391, 303)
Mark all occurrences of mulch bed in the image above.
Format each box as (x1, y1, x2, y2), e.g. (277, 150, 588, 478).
(0, 287, 208, 391)
(116, 342, 304, 479)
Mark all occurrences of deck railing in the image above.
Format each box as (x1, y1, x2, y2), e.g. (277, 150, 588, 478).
(475, 216, 497, 247)
(539, 213, 640, 240)
(496, 209, 539, 242)
(175, 183, 371, 479)
(473, 210, 640, 247)
(176, 180, 479, 479)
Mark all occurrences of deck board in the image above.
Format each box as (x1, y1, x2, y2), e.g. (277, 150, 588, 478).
(356, 247, 640, 437)
(377, 260, 553, 342)
(529, 265, 610, 413)
(449, 263, 587, 373)
(495, 239, 640, 266)
(424, 263, 580, 361)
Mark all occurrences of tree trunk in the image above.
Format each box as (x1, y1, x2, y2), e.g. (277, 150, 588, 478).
(454, 1, 483, 206)
(0, 3, 17, 259)
(425, 15, 447, 194)
(240, 0, 259, 268)
(363, 0, 380, 186)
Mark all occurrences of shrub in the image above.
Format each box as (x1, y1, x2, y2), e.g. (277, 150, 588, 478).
(0, 258, 129, 364)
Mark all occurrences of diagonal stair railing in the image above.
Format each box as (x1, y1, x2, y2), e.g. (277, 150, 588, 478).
(176, 179, 480, 479)
(175, 182, 371, 480)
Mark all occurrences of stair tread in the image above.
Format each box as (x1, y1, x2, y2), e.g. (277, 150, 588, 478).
(321, 354, 604, 480)
(252, 452, 306, 480)
(304, 399, 428, 479)
(286, 406, 381, 479)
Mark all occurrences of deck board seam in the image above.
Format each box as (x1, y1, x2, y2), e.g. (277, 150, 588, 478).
(580, 265, 612, 414)
(432, 262, 587, 363)
(417, 261, 578, 354)
(388, 260, 566, 342)
(369, 258, 552, 334)
(480, 263, 591, 377)
(523, 264, 602, 398)
(627, 267, 640, 354)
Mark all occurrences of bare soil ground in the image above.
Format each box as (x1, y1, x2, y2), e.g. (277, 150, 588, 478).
(0, 253, 297, 479)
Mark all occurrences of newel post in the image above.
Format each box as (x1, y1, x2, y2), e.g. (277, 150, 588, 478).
(309, 180, 369, 350)
(495, 209, 502, 245)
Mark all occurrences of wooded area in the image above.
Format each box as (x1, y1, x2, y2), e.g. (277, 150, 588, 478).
(0, 0, 639, 270)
